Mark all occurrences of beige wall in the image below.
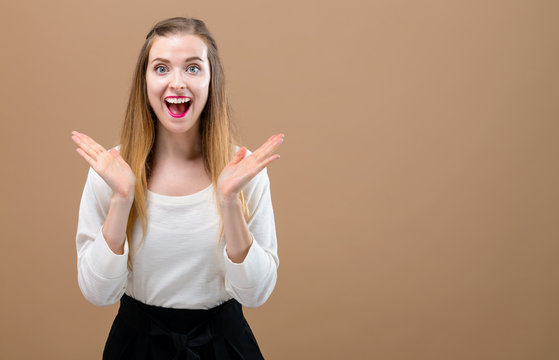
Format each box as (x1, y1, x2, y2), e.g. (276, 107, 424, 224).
(1, 0, 558, 359)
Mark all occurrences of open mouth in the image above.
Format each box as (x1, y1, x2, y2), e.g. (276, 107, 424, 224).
(165, 96, 192, 118)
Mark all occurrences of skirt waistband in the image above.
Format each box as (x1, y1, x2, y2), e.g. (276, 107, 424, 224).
(116, 293, 246, 359)
(118, 294, 239, 334)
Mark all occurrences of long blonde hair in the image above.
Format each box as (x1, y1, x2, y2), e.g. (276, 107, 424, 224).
(119, 17, 250, 269)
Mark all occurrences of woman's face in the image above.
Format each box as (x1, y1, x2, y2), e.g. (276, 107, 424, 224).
(146, 34, 211, 135)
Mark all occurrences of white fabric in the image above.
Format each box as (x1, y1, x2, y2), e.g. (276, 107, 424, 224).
(75, 147, 279, 309)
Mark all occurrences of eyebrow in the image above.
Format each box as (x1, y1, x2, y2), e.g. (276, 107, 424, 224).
(151, 56, 204, 64)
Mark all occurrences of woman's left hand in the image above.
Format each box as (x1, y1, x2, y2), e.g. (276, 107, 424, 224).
(217, 133, 284, 204)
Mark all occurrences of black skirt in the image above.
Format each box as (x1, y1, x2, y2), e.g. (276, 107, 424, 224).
(103, 293, 264, 360)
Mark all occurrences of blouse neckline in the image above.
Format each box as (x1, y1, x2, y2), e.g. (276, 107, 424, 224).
(147, 184, 214, 205)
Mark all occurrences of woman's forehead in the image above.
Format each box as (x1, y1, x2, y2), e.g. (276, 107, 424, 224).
(149, 34, 208, 62)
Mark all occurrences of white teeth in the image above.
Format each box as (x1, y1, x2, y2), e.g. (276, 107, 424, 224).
(165, 98, 191, 104)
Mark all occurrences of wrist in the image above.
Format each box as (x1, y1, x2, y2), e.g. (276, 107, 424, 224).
(218, 193, 241, 208)
(111, 191, 134, 207)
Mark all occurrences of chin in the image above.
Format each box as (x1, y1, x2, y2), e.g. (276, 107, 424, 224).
(157, 118, 199, 134)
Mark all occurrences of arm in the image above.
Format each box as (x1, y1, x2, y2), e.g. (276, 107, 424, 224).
(72, 131, 136, 306)
(221, 168, 279, 308)
(76, 168, 131, 306)
(217, 135, 283, 308)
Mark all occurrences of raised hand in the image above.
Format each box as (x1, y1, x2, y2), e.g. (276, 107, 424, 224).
(71, 131, 137, 200)
(217, 133, 284, 204)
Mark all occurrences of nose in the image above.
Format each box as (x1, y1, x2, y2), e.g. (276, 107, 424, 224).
(170, 70, 186, 91)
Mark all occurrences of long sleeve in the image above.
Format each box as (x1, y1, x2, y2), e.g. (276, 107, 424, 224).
(223, 165, 280, 308)
(75, 167, 129, 306)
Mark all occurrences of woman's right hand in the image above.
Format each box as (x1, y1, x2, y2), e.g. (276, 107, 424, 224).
(71, 131, 136, 201)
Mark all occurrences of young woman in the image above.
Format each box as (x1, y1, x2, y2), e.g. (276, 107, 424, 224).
(72, 17, 283, 359)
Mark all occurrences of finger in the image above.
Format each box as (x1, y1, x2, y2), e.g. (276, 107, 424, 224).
(268, 134, 285, 152)
(72, 133, 98, 162)
(255, 134, 284, 160)
(109, 148, 129, 167)
(256, 154, 280, 173)
(230, 147, 247, 165)
(73, 131, 106, 157)
(76, 148, 96, 168)
(109, 148, 121, 159)
(80, 133, 107, 154)
(260, 133, 284, 153)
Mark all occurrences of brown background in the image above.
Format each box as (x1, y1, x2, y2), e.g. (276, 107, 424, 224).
(1, 0, 558, 359)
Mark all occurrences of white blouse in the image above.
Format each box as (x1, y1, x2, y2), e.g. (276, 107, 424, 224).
(75, 147, 279, 309)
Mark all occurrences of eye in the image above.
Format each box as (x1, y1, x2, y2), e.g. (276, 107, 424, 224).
(155, 65, 167, 74)
(187, 65, 200, 74)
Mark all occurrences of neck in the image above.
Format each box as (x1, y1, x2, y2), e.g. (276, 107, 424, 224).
(154, 124, 202, 162)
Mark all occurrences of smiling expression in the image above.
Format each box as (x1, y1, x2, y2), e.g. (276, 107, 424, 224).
(146, 34, 211, 135)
